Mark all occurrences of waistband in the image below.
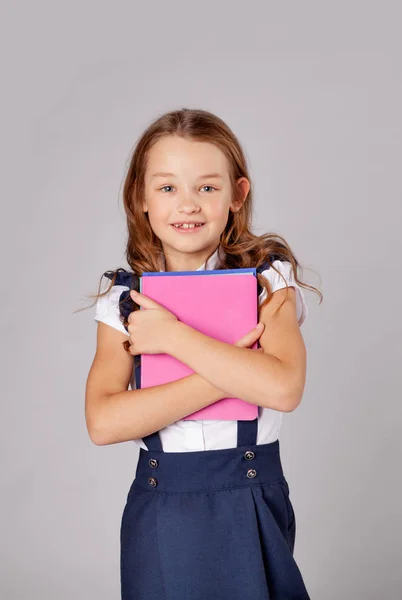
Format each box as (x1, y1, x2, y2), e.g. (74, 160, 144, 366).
(133, 439, 284, 493)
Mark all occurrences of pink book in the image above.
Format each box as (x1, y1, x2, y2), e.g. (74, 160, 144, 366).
(139, 268, 259, 420)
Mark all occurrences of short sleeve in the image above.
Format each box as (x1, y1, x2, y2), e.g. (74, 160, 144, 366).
(93, 274, 130, 336)
(258, 260, 308, 326)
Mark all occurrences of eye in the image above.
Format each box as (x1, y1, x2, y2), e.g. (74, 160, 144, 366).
(160, 185, 217, 193)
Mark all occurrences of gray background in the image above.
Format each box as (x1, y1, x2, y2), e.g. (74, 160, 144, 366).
(1, 1, 401, 598)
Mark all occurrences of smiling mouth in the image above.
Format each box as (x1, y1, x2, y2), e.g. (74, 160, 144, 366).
(171, 223, 205, 229)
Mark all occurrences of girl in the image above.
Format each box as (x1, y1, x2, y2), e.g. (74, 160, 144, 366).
(86, 108, 322, 599)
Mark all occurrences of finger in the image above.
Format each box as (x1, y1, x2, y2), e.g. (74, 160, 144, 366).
(127, 341, 138, 356)
(234, 323, 264, 347)
(130, 289, 162, 309)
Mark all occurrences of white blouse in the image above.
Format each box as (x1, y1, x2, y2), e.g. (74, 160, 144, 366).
(94, 248, 308, 452)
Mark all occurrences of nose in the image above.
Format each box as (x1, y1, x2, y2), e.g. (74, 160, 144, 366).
(176, 194, 202, 214)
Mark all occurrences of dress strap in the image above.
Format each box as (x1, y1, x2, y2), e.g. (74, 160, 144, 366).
(236, 418, 258, 447)
(142, 430, 164, 452)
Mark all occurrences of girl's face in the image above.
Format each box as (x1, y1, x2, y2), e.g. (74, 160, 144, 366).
(142, 135, 249, 271)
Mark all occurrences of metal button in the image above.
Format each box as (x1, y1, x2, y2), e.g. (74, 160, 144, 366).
(244, 451, 255, 460)
(148, 477, 158, 487)
(246, 469, 257, 479)
(149, 458, 159, 468)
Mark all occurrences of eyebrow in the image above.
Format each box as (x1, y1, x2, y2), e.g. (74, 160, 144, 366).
(151, 172, 223, 180)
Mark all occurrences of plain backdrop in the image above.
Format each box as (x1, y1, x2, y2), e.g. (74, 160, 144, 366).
(1, 1, 401, 598)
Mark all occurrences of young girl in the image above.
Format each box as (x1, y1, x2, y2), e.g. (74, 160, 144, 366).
(86, 108, 322, 599)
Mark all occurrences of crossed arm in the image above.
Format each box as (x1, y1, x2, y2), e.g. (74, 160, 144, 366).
(164, 286, 307, 413)
(87, 287, 306, 445)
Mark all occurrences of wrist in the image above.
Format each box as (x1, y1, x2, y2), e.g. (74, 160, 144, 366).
(193, 372, 226, 401)
(163, 320, 190, 355)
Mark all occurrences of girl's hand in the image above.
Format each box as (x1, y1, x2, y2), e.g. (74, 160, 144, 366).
(126, 287, 265, 357)
(126, 290, 178, 356)
(234, 322, 265, 352)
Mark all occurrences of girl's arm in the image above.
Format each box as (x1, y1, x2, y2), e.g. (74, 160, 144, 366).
(85, 320, 262, 446)
(88, 372, 224, 446)
(164, 287, 307, 413)
(86, 324, 224, 446)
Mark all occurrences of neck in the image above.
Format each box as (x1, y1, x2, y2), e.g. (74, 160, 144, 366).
(163, 244, 220, 272)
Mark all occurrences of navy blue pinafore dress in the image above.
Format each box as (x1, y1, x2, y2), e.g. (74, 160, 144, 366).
(107, 262, 311, 600)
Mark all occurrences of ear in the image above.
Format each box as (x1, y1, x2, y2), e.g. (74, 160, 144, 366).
(230, 177, 250, 212)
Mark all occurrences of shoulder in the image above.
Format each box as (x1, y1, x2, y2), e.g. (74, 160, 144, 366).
(93, 269, 138, 335)
(257, 256, 308, 327)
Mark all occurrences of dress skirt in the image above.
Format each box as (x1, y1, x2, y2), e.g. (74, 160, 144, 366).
(120, 438, 311, 599)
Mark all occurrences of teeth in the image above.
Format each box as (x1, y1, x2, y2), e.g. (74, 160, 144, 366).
(173, 223, 203, 229)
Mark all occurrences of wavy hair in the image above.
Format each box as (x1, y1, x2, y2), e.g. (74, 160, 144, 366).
(84, 108, 322, 342)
